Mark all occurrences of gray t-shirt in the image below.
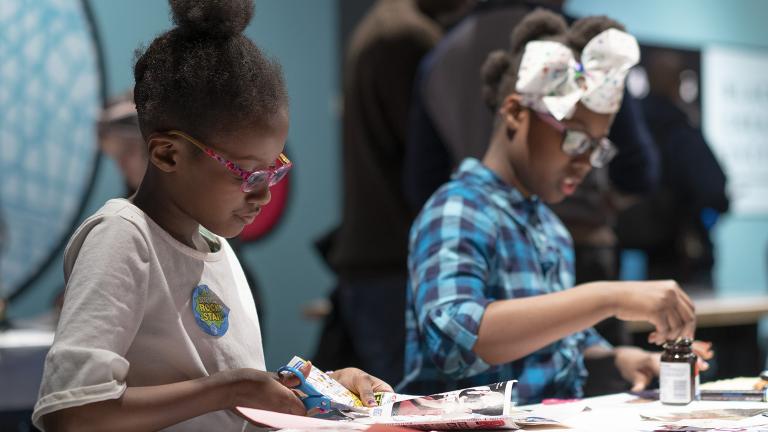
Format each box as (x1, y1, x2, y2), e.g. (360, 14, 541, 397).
(33, 199, 265, 431)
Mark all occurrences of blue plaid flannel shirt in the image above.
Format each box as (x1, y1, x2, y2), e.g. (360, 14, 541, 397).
(399, 158, 610, 405)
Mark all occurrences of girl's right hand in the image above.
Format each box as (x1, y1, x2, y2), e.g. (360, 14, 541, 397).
(611, 280, 696, 345)
(221, 368, 306, 416)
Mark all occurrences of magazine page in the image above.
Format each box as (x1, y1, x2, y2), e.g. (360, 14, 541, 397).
(360, 382, 563, 430)
(362, 416, 521, 431)
(279, 357, 562, 430)
(374, 391, 419, 406)
(370, 381, 513, 418)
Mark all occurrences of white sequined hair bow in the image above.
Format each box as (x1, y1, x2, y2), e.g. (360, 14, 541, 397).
(515, 28, 640, 120)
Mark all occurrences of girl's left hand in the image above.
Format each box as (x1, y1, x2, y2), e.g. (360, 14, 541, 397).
(616, 340, 715, 392)
(692, 340, 714, 372)
(614, 346, 660, 392)
(328, 368, 394, 407)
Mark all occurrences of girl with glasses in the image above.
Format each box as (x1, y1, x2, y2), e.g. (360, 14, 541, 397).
(401, 9, 711, 403)
(33, 1, 390, 431)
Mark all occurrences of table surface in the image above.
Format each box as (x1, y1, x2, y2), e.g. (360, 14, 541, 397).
(0, 328, 54, 349)
(0, 328, 54, 411)
(518, 392, 768, 431)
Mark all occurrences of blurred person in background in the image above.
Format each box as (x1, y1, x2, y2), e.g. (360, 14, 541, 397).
(319, 0, 476, 386)
(617, 49, 729, 288)
(98, 90, 147, 196)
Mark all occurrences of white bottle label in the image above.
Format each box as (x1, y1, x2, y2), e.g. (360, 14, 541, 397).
(660, 361, 692, 404)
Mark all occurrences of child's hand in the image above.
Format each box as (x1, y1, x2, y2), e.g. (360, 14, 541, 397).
(615, 341, 713, 393)
(275, 361, 314, 388)
(223, 368, 306, 416)
(612, 280, 695, 345)
(692, 340, 714, 372)
(614, 346, 660, 392)
(328, 368, 394, 407)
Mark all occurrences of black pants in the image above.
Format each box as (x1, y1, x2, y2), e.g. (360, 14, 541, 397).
(335, 273, 407, 386)
(575, 245, 635, 396)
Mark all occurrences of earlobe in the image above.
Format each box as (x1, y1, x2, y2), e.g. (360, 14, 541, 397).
(147, 134, 178, 173)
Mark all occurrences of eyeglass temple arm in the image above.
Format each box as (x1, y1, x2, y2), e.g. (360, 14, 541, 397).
(169, 130, 291, 170)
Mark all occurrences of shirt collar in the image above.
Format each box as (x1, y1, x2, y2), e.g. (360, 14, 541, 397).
(454, 158, 543, 226)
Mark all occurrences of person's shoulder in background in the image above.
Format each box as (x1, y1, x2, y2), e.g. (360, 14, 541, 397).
(347, 0, 442, 63)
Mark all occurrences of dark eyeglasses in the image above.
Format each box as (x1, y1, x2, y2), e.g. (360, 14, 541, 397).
(534, 112, 617, 168)
(166, 130, 292, 193)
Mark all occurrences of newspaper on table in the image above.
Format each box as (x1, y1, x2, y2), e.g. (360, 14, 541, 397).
(283, 356, 563, 430)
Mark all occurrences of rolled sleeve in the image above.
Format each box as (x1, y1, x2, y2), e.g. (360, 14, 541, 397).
(409, 194, 497, 379)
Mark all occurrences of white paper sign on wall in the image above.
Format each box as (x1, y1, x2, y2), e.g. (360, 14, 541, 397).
(703, 45, 768, 215)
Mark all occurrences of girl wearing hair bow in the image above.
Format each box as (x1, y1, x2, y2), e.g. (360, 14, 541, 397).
(401, 9, 711, 404)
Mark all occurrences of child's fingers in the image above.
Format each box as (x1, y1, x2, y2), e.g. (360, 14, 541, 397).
(692, 340, 714, 360)
(697, 357, 710, 372)
(300, 361, 312, 377)
(372, 378, 394, 394)
(648, 329, 666, 345)
(353, 373, 378, 407)
(278, 361, 313, 387)
(330, 368, 393, 406)
(630, 371, 651, 393)
(354, 371, 394, 405)
(278, 385, 307, 415)
(239, 372, 307, 416)
(277, 372, 298, 387)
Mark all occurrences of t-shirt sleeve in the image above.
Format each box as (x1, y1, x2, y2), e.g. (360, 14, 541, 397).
(32, 215, 150, 430)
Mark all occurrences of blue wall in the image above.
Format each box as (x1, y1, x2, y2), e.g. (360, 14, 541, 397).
(566, 0, 768, 296)
(567, 0, 768, 50)
(10, 0, 340, 370)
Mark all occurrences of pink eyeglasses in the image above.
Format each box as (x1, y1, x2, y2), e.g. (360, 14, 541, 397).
(166, 130, 292, 193)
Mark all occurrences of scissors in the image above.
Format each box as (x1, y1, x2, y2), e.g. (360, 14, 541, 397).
(277, 365, 368, 415)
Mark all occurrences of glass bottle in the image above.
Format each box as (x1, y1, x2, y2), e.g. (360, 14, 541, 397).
(660, 337, 698, 405)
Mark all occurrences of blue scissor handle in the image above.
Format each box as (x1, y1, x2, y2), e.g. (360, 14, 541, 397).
(277, 365, 333, 412)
